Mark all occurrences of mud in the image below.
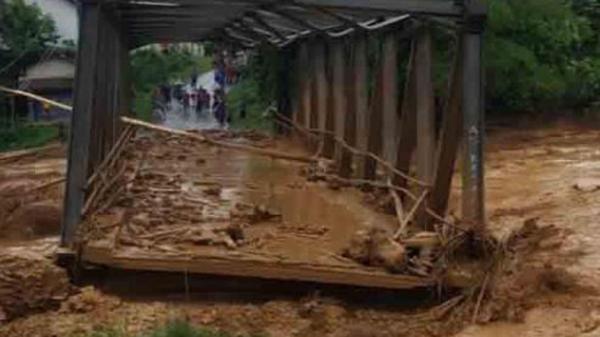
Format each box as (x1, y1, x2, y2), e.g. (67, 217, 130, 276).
(0, 143, 66, 240)
(0, 248, 72, 321)
(78, 131, 401, 280)
(2, 123, 600, 336)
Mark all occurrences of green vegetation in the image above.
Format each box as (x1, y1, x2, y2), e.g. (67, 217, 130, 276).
(78, 320, 267, 337)
(484, 0, 600, 112)
(228, 47, 284, 132)
(130, 47, 211, 120)
(0, 0, 58, 83)
(227, 76, 274, 131)
(0, 124, 59, 152)
(0, 0, 59, 141)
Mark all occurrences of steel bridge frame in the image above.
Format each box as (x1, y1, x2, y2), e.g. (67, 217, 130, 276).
(62, 0, 487, 246)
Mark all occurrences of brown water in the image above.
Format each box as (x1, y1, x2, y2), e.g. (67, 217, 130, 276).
(4, 125, 600, 336)
(91, 132, 395, 270)
(453, 124, 600, 337)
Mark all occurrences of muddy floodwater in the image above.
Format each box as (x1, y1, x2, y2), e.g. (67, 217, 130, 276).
(2, 121, 600, 337)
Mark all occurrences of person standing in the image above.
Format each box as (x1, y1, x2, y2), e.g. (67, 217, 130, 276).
(213, 88, 227, 128)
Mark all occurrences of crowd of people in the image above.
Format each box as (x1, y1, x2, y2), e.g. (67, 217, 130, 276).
(150, 51, 240, 129)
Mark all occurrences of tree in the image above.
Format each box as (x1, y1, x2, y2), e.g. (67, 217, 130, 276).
(483, 0, 599, 112)
(0, 0, 58, 83)
(0, 0, 58, 127)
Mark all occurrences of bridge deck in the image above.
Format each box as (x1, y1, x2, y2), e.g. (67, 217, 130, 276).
(77, 131, 432, 290)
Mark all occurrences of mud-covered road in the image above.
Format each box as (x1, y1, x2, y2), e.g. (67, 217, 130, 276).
(1, 121, 600, 337)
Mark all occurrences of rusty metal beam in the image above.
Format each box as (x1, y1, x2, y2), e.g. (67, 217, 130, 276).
(461, 4, 486, 229)
(62, 1, 101, 246)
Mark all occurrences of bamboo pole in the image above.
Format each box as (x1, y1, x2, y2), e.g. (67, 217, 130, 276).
(276, 112, 430, 188)
(0, 86, 317, 164)
(0, 86, 73, 111)
(120, 116, 317, 164)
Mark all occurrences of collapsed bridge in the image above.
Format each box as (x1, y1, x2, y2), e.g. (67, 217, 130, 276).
(62, 0, 487, 290)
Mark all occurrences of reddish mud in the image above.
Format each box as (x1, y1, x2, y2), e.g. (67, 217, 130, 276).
(2, 123, 600, 337)
(0, 143, 65, 241)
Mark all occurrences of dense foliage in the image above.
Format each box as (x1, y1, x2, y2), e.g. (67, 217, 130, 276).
(484, 0, 600, 112)
(0, 0, 58, 83)
(0, 0, 60, 150)
(227, 46, 284, 131)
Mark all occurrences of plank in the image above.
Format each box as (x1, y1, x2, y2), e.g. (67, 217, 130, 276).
(415, 27, 435, 186)
(393, 38, 417, 187)
(299, 43, 312, 129)
(340, 39, 356, 178)
(313, 40, 328, 135)
(323, 42, 336, 158)
(461, 30, 485, 229)
(308, 40, 320, 132)
(352, 34, 369, 178)
(88, 10, 108, 178)
(363, 40, 384, 180)
(81, 245, 432, 290)
(381, 31, 399, 165)
(295, 0, 462, 16)
(294, 43, 309, 127)
(430, 37, 463, 217)
(331, 39, 346, 165)
(62, 2, 101, 246)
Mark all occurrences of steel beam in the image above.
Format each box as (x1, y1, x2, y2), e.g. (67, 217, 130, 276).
(431, 36, 463, 217)
(294, 0, 462, 17)
(415, 26, 435, 186)
(330, 39, 346, 166)
(461, 2, 486, 229)
(62, 2, 101, 246)
(380, 31, 399, 165)
(352, 34, 369, 178)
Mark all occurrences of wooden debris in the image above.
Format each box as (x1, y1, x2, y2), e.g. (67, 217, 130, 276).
(394, 190, 429, 240)
(0, 143, 61, 163)
(388, 178, 406, 237)
(121, 116, 316, 164)
(343, 227, 407, 273)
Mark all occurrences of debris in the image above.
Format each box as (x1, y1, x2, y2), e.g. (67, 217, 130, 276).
(0, 251, 73, 320)
(230, 203, 282, 223)
(393, 190, 428, 240)
(60, 287, 121, 314)
(121, 116, 316, 163)
(343, 227, 407, 273)
(0, 143, 61, 164)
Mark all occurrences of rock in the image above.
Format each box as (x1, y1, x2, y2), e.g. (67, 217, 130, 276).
(573, 178, 600, 192)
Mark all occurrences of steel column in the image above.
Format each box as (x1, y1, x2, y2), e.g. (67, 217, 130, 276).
(61, 2, 101, 246)
(353, 34, 369, 178)
(331, 40, 346, 165)
(461, 8, 486, 229)
(381, 31, 399, 165)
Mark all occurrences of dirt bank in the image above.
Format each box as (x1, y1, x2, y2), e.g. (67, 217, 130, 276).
(0, 143, 66, 240)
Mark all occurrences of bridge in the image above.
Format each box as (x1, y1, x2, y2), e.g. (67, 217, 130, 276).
(61, 0, 487, 289)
